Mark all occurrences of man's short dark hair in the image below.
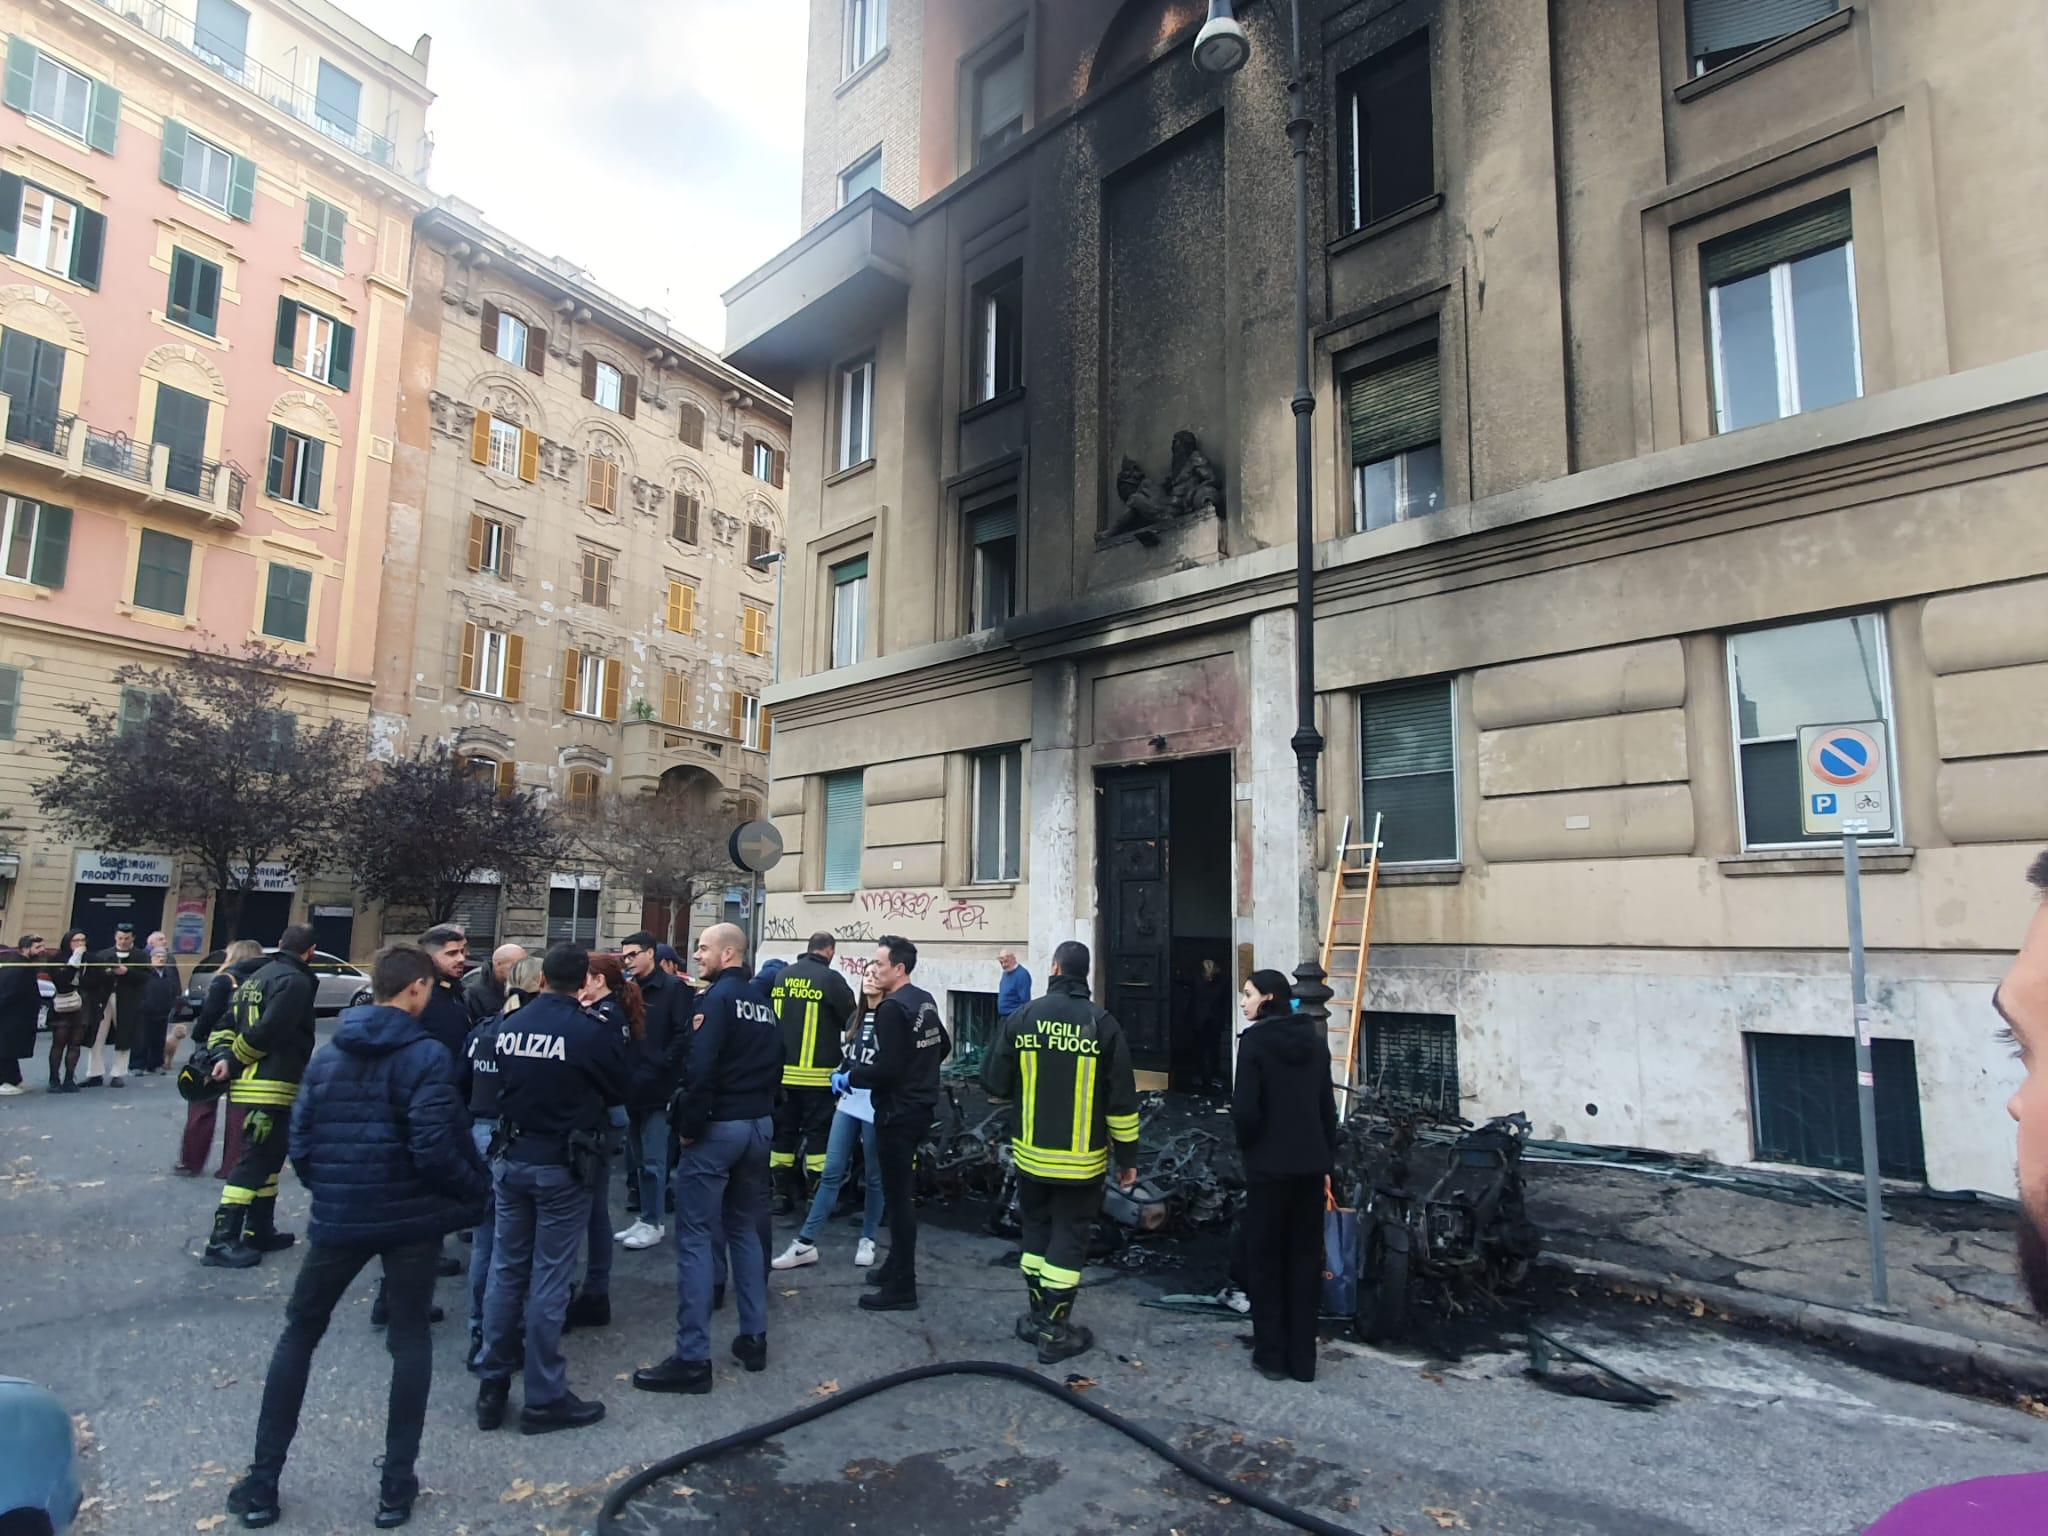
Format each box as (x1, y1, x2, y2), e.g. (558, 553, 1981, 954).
(277, 923, 318, 957)
(418, 924, 465, 951)
(2031, 849, 2048, 896)
(15, 934, 40, 950)
(542, 942, 590, 992)
(369, 944, 437, 1002)
(623, 930, 658, 950)
(878, 934, 917, 973)
(808, 931, 837, 955)
(1052, 940, 1090, 980)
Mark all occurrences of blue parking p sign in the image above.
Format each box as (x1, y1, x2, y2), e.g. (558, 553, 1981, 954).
(1811, 792, 1838, 817)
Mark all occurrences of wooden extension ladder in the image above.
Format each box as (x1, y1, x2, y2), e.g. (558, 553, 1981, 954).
(1318, 811, 1385, 1088)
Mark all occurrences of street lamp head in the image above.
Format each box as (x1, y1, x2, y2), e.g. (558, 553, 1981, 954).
(750, 550, 785, 570)
(1192, 0, 1250, 76)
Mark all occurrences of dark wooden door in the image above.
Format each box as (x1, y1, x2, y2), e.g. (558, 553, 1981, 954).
(1101, 766, 1172, 1068)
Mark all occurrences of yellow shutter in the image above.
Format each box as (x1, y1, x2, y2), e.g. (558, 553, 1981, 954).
(601, 657, 622, 721)
(666, 579, 683, 632)
(518, 429, 540, 483)
(741, 606, 767, 656)
(561, 647, 581, 712)
(759, 707, 772, 754)
(466, 513, 485, 571)
(470, 410, 491, 465)
(458, 622, 478, 691)
(728, 691, 747, 738)
(504, 633, 523, 701)
(662, 669, 685, 725)
(604, 460, 619, 511)
(496, 759, 516, 797)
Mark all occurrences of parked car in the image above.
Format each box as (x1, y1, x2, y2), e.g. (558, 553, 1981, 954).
(177, 948, 366, 1021)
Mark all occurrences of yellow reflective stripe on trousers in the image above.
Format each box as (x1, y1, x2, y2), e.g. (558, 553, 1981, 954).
(1038, 1261, 1083, 1288)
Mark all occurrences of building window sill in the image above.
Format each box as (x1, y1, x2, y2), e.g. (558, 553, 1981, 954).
(1719, 845, 1913, 877)
(1374, 862, 1464, 887)
(118, 603, 197, 631)
(950, 881, 1019, 900)
(1674, 8, 1853, 103)
(959, 387, 1024, 424)
(1328, 193, 1444, 258)
(805, 890, 857, 904)
(826, 458, 876, 487)
(836, 46, 891, 97)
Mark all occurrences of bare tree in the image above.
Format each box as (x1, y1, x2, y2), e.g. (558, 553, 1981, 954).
(34, 641, 362, 937)
(569, 781, 740, 947)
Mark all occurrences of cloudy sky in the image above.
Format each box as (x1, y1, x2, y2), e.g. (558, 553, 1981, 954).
(344, 0, 809, 349)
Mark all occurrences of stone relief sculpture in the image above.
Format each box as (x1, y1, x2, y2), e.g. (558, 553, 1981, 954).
(1109, 430, 1224, 544)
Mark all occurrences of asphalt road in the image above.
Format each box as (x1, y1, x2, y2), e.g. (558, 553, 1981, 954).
(4, 1073, 2043, 1536)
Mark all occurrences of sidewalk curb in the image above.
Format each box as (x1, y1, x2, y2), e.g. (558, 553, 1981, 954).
(1540, 1253, 2048, 1401)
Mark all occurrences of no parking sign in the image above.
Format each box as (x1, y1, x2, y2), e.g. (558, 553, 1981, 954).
(1797, 721, 1892, 837)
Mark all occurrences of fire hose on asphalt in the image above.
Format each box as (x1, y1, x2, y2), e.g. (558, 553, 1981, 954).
(594, 1358, 1370, 1536)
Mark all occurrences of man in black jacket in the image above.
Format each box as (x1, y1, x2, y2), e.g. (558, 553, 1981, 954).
(463, 943, 526, 1024)
(202, 926, 321, 1268)
(225, 944, 489, 1530)
(767, 933, 856, 1215)
(83, 921, 149, 1086)
(0, 934, 44, 1095)
(633, 923, 780, 1396)
(842, 935, 949, 1311)
(416, 925, 472, 1061)
(615, 931, 681, 1244)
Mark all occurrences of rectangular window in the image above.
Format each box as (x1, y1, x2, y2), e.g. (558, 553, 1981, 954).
(265, 424, 324, 509)
(1708, 196, 1861, 434)
(838, 357, 873, 470)
(661, 667, 688, 726)
(740, 604, 769, 657)
(1745, 1031, 1924, 1179)
(1727, 613, 1893, 849)
(830, 555, 868, 668)
(118, 686, 161, 736)
(546, 882, 600, 947)
(749, 438, 779, 483)
(0, 328, 65, 451)
(261, 563, 312, 642)
(152, 384, 210, 497)
(1340, 34, 1433, 234)
(294, 307, 335, 381)
(971, 746, 1023, 883)
(302, 194, 345, 266)
(568, 652, 619, 719)
(1689, 0, 1836, 74)
(1346, 346, 1442, 531)
(585, 455, 619, 513)
(495, 310, 528, 366)
(0, 495, 66, 586)
(0, 663, 19, 738)
(678, 403, 706, 450)
(845, 0, 887, 74)
(487, 417, 522, 476)
(132, 528, 192, 614)
(968, 498, 1018, 630)
(195, 0, 250, 72)
(947, 991, 1002, 1056)
(166, 248, 223, 337)
(666, 578, 697, 635)
(747, 522, 773, 566)
(467, 512, 510, 577)
(839, 149, 883, 205)
(1361, 1012, 1461, 1115)
(314, 60, 361, 136)
(578, 549, 613, 608)
(466, 625, 510, 698)
(971, 265, 1023, 404)
(822, 770, 864, 892)
(971, 36, 1027, 166)
(672, 491, 701, 545)
(28, 51, 90, 140)
(739, 694, 768, 751)
(273, 299, 352, 390)
(1360, 679, 1458, 865)
(180, 129, 234, 210)
(14, 183, 74, 279)
(593, 360, 623, 412)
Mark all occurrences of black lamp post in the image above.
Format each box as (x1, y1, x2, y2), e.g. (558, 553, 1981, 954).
(1195, 0, 1332, 1026)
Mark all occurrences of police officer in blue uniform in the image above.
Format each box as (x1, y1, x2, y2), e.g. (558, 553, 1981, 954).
(474, 943, 633, 1434)
(633, 923, 782, 1396)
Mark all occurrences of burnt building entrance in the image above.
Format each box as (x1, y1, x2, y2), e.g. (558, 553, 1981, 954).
(1097, 754, 1234, 1087)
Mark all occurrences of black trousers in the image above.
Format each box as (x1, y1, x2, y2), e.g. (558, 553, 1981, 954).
(1241, 1175, 1326, 1382)
(1018, 1173, 1100, 1293)
(874, 1117, 927, 1289)
(772, 1087, 836, 1176)
(221, 1104, 293, 1205)
(251, 1239, 439, 1483)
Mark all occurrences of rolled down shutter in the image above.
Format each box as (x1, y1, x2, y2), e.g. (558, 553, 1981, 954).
(822, 771, 863, 890)
(478, 300, 499, 353)
(327, 321, 353, 392)
(227, 153, 257, 221)
(86, 79, 119, 153)
(1701, 194, 1852, 287)
(600, 657, 622, 720)
(458, 621, 478, 691)
(620, 372, 638, 420)
(28, 502, 69, 588)
(69, 207, 104, 289)
(0, 171, 18, 255)
(159, 118, 189, 189)
(274, 298, 298, 368)
(504, 633, 523, 702)
(525, 325, 546, 376)
(518, 428, 540, 483)
(970, 502, 1017, 545)
(1686, 0, 1835, 63)
(3, 38, 36, 113)
(581, 351, 597, 400)
(1346, 348, 1440, 466)
(466, 512, 485, 570)
(561, 647, 581, 712)
(470, 409, 492, 464)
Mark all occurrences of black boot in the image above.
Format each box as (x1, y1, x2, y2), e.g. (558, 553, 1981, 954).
(564, 1289, 611, 1331)
(202, 1206, 261, 1269)
(244, 1195, 296, 1253)
(770, 1165, 797, 1217)
(1016, 1274, 1047, 1344)
(731, 1332, 767, 1373)
(521, 1391, 605, 1434)
(475, 1378, 509, 1432)
(375, 1468, 418, 1528)
(632, 1356, 712, 1395)
(1033, 1287, 1094, 1365)
(859, 1277, 918, 1312)
(226, 1470, 280, 1528)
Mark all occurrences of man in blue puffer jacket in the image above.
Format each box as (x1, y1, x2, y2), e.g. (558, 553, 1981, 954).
(223, 944, 490, 1532)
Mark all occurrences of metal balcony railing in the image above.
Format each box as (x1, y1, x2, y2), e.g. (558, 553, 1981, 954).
(0, 395, 247, 519)
(76, 420, 152, 484)
(89, 0, 419, 180)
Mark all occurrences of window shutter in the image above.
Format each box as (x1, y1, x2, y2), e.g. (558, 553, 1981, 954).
(581, 351, 597, 400)
(267, 424, 288, 497)
(159, 118, 189, 190)
(620, 372, 638, 420)
(0, 666, 19, 738)
(303, 437, 323, 509)
(601, 657, 622, 721)
(458, 621, 478, 691)
(1686, 0, 1835, 63)
(1701, 194, 1852, 287)
(742, 432, 756, 473)
(0, 172, 17, 256)
(747, 522, 769, 564)
(822, 772, 863, 890)
(518, 429, 540, 483)
(496, 759, 516, 796)
(970, 503, 1017, 544)
(470, 409, 491, 465)
(561, 647, 581, 712)
(586, 457, 603, 509)
(227, 154, 257, 221)
(1347, 348, 1440, 465)
(479, 300, 499, 353)
(195, 259, 221, 331)
(70, 207, 105, 289)
(327, 320, 353, 392)
(273, 298, 298, 368)
(1360, 680, 1458, 864)
(28, 502, 69, 588)
(3, 38, 36, 113)
(680, 404, 704, 449)
(525, 325, 546, 376)
(666, 579, 684, 632)
(760, 708, 773, 755)
(504, 633, 523, 701)
(466, 511, 485, 570)
(672, 491, 699, 544)
(728, 691, 746, 739)
(771, 448, 786, 489)
(86, 79, 120, 153)
(663, 669, 685, 725)
(500, 526, 516, 579)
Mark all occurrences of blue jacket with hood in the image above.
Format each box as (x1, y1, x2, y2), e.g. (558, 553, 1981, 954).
(289, 1002, 490, 1249)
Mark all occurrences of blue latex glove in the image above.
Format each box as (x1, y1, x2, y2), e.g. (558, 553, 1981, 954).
(829, 1070, 851, 1098)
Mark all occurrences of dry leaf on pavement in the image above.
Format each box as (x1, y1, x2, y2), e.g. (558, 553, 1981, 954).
(1423, 1508, 1469, 1529)
(195, 1519, 226, 1532)
(811, 1380, 841, 1397)
(500, 1478, 536, 1503)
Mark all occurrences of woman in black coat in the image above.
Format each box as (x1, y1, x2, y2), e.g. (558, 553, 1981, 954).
(47, 932, 91, 1093)
(1230, 969, 1337, 1383)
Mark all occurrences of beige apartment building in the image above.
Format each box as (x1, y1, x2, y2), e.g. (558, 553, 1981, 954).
(727, 0, 2048, 1193)
(373, 201, 787, 953)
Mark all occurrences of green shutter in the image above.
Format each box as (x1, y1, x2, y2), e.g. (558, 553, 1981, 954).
(970, 502, 1018, 544)
(822, 770, 864, 891)
(302, 437, 324, 509)
(304, 196, 344, 265)
(69, 206, 104, 289)
(1347, 348, 1440, 466)
(85, 78, 119, 152)
(263, 564, 310, 642)
(0, 171, 17, 256)
(273, 298, 296, 367)
(327, 320, 353, 391)
(134, 529, 191, 614)
(1360, 680, 1458, 864)
(3, 39, 37, 114)
(227, 153, 256, 221)
(832, 555, 869, 584)
(265, 423, 287, 498)
(28, 502, 68, 588)
(0, 665, 19, 739)
(1702, 195, 1851, 287)
(159, 118, 189, 189)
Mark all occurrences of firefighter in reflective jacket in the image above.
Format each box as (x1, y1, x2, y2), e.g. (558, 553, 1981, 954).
(767, 934, 856, 1213)
(981, 939, 1140, 1364)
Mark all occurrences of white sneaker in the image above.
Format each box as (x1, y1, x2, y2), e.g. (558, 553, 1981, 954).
(0, 1083, 22, 1096)
(772, 1239, 819, 1270)
(1217, 1285, 1251, 1315)
(854, 1238, 876, 1268)
(622, 1222, 665, 1250)
(613, 1220, 645, 1243)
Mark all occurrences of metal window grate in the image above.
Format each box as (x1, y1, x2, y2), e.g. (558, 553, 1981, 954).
(1745, 1031, 1926, 1180)
(1361, 1011, 1459, 1115)
(948, 990, 1000, 1057)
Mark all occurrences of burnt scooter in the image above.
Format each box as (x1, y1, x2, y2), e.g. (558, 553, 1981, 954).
(1337, 1098, 1540, 1343)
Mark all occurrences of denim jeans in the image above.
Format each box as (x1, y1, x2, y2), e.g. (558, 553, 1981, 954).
(673, 1116, 771, 1361)
(479, 1161, 590, 1406)
(252, 1239, 438, 1482)
(797, 1109, 882, 1246)
(467, 1119, 496, 1325)
(628, 1106, 669, 1224)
